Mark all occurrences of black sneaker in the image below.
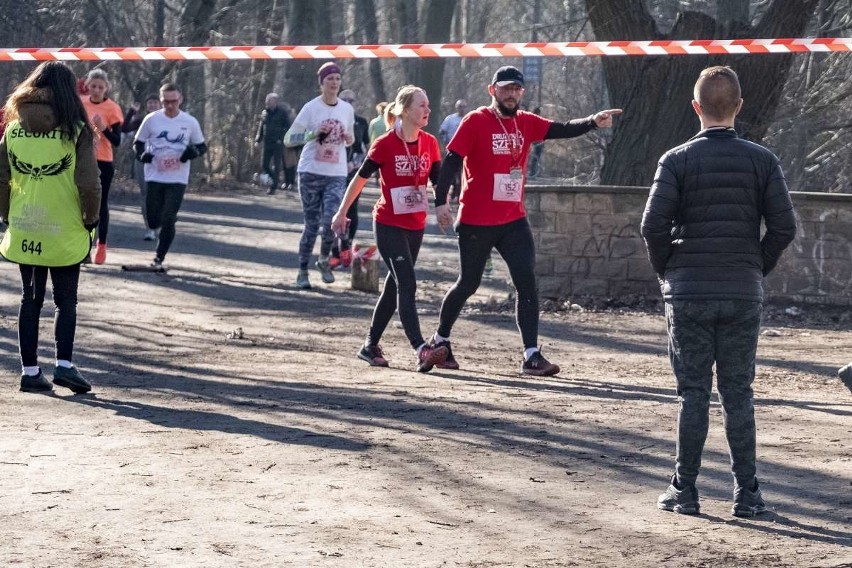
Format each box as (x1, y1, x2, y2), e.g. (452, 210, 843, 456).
(357, 344, 389, 367)
(20, 371, 53, 393)
(521, 351, 560, 376)
(416, 343, 448, 373)
(435, 340, 459, 370)
(53, 366, 92, 394)
(732, 479, 767, 517)
(658, 474, 700, 515)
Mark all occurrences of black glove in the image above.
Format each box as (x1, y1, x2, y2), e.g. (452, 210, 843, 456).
(139, 152, 154, 164)
(180, 145, 199, 162)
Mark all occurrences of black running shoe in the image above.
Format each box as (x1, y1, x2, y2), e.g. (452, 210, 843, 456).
(20, 371, 53, 393)
(521, 351, 560, 376)
(53, 366, 92, 394)
(732, 479, 767, 517)
(358, 344, 389, 367)
(658, 474, 700, 515)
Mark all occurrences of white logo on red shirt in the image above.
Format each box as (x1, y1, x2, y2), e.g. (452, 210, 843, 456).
(394, 154, 426, 178)
(491, 132, 524, 155)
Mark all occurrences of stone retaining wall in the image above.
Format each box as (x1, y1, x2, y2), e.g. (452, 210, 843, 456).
(526, 185, 852, 305)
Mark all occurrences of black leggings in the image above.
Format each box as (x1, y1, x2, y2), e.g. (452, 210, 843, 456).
(146, 181, 187, 261)
(18, 263, 81, 367)
(97, 160, 114, 244)
(261, 142, 284, 189)
(438, 217, 539, 348)
(367, 221, 425, 350)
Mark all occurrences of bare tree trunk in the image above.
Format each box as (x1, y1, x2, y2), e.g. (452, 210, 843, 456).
(250, 0, 286, 113)
(287, 0, 337, 110)
(356, 0, 386, 103)
(587, 0, 819, 186)
(395, 0, 420, 84)
(419, 0, 457, 138)
(175, 0, 217, 119)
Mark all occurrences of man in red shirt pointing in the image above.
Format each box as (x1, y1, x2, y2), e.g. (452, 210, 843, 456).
(432, 65, 621, 376)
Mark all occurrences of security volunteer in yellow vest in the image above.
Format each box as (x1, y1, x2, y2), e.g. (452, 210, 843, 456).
(0, 61, 101, 394)
(1, 89, 100, 265)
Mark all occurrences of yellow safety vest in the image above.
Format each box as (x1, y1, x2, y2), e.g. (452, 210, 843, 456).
(1, 121, 91, 266)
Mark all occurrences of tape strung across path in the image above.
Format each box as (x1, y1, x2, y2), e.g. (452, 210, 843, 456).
(0, 38, 849, 61)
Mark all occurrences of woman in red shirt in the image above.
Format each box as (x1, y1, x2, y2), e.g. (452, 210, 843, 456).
(331, 85, 447, 373)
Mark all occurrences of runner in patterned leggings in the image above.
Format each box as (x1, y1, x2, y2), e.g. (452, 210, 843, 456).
(284, 62, 355, 290)
(433, 65, 621, 376)
(331, 85, 448, 373)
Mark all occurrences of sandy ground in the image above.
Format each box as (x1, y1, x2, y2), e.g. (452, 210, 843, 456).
(0, 180, 850, 568)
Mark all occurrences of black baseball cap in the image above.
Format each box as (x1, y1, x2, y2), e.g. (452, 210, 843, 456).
(492, 66, 525, 87)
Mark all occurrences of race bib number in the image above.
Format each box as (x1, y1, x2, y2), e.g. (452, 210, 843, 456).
(493, 173, 524, 202)
(390, 185, 429, 215)
(156, 153, 181, 172)
(315, 144, 340, 164)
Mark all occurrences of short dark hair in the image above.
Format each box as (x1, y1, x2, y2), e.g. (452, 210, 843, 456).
(160, 82, 180, 95)
(694, 66, 741, 122)
(145, 94, 159, 103)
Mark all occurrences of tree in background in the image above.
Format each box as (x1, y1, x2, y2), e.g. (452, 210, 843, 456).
(586, 0, 820, 186)
(0, 0, 847, 190)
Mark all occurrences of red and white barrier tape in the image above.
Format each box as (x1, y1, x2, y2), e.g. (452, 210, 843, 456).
(352, 243, 379, 273)
(0, 38, 848, 61)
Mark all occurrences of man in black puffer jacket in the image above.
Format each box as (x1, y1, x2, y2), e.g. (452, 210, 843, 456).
(641, 66, 796, 519)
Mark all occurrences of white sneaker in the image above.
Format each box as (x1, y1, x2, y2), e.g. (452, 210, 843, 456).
(143, 229, 157, 241)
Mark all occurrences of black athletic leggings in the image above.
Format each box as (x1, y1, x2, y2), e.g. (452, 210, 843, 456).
(18, 263, 81, 366)
(438, 217, 539, 348)
(366, 221, 425, 350)
(146, 181, 187, 261)
(97, 160, 114, 244)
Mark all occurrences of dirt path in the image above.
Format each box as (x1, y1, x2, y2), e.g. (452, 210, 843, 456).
(1, 183, 850, 567)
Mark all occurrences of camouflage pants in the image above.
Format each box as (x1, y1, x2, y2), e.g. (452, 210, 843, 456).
(665, 300, 762, 488)
(297, 172, 346, 267)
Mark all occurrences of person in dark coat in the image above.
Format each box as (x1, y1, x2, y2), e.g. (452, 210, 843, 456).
(255, 92, 290, 195)
(641, 65, 797, 518)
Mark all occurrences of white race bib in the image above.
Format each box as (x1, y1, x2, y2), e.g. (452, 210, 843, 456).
(315, 143, 340, 164)
(492, 173, 524, 202)
(156, 153, 182, 173)
(390, 185, 429, 215)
